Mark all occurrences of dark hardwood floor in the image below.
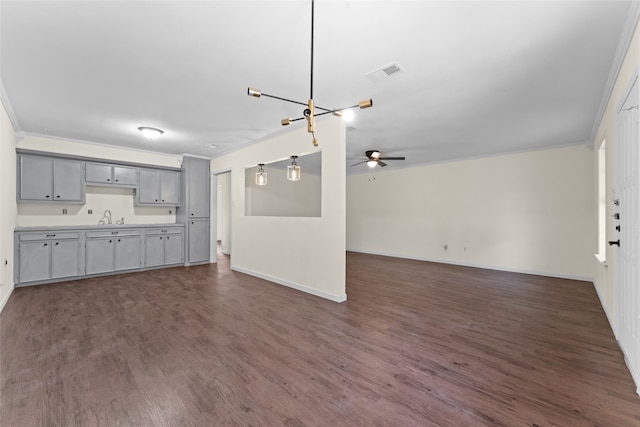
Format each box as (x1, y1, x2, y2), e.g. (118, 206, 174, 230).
(1, 251, 639, 426)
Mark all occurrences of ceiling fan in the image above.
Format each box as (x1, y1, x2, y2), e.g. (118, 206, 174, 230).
(351, 150, 406, 168)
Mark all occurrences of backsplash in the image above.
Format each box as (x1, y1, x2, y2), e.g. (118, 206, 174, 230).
(17, 186, 176, 227)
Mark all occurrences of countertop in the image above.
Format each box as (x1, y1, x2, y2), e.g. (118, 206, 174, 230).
(15, 223, 184, 232)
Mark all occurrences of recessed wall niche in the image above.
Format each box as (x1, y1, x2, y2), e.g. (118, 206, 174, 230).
(244, 152, 321, 217)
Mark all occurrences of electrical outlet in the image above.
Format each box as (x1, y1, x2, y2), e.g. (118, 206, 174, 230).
(62, 208, 68, 215)
(443, 244, 448, 250)
(88, 209, 93, 214)
(169, 210, 172, 214)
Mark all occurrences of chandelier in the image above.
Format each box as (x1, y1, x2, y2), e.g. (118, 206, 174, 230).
(247, 0, 373, 147)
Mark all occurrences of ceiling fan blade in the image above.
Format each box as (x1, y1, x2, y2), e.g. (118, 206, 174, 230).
(378, 156, 406, 160)
(377, 160, 388, 167)
(351, 160, 367, 167)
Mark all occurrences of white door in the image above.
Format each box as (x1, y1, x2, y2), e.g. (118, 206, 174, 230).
(615, 73, 639, 388)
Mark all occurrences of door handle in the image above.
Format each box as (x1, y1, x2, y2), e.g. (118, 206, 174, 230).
(608, 240, 620, 247)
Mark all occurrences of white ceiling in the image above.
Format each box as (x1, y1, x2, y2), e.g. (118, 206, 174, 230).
(1, 1, 635, 173)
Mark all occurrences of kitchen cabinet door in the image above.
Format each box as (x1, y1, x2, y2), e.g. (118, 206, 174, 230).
(113, 166, 137, 185)
(160, 171, 180, 205)
(188, 219, 209, 264)
(19, 241, 51, 282)
(85, 238, 114, 275)
(185, 157, 210, 217)
(85, 162, 112, 184)
(115, 236, 142, 271)
(138, 169, 160, 203)
(19, 155, 53, 201)
(145, 235, 165, 267)
(164, 233, 184, 265)
(51, 240, 81, 279)
(53, 158, 84, 201)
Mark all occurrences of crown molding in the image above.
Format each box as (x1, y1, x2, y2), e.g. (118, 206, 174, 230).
(590, 1, 640, 140)
(0, 79, 21, 133)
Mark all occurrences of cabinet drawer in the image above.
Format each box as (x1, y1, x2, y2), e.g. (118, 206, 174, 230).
(19, 232, 80, 241)
(146, 228, 184, 236)
(86, 230, 141, 239)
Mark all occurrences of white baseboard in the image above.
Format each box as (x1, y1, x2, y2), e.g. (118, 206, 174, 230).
(231, 265, 347, 303)
(0, 286, 13, 313)
(346, 248, 593, 282)
(593, 280, 617, 339)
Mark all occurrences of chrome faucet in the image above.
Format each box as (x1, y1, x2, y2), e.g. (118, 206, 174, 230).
(98, 210, 112, 225)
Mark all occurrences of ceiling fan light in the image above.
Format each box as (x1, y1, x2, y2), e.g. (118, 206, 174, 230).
(367, 160, 378, 168)
(281, 118, 292, 126)
(137, 126, 164, 140)
(248, 87, 261, 97)
(358, 99, 373, 109)
(370, 150, 381, 159)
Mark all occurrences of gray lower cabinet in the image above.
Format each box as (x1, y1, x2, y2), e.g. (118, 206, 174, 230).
(187, 219, 210, 264)
(145, 228, 184, 267)
(15, 225, 184, 286)
(17, 232, 82, 283)
(85, 230, 142, 275)
(18, 155, 85, 203)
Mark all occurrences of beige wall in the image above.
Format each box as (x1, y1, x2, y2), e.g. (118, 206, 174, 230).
(16, 135, 181, 227)
(592, 18, 640, 333)
(0, 100, 17, 311)
(347, 144, 594, 280)
(211, 116, 346, 302)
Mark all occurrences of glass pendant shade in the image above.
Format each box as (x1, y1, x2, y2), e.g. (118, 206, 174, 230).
(256, 164, 267, 186)
(287, 165, 301, 181)
(367, 160, 377, 168)
(287, 155, 301, 181)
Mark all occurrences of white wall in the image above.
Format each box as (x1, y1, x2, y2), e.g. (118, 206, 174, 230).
(0, 99, 17, 312)
(211, 116, 346, 302)
(245, 164, 321, 217)
(16, 135, 181, 227)
(347, 144, 594, 280)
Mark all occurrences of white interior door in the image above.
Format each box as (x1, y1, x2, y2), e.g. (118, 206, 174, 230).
(615, 73, 639, 391)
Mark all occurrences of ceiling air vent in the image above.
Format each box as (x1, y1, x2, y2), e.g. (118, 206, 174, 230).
(366, 62, 404, 83)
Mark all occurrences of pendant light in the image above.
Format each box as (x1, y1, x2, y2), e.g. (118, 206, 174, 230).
(247, 0, 373, 147)
(287, 156, 301, 181)
(256, 164, 268, 186)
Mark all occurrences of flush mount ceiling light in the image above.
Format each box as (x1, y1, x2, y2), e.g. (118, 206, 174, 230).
(287, 156, 301, 181)
(256, 163, 268, 186)
(247, 0, 373, 147)
(137, 127, 164, 140)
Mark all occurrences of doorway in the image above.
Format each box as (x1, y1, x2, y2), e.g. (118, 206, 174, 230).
(213, 171, 231, 259)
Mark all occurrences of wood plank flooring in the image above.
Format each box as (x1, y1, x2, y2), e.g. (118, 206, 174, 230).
(1, 251, 639, 426)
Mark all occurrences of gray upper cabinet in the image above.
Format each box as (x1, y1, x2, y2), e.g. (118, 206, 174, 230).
(137, 169, 180, 206)
(86, 163, 137, 187)
(18, 155, 84, 203)
(181, 157, 210, 218)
